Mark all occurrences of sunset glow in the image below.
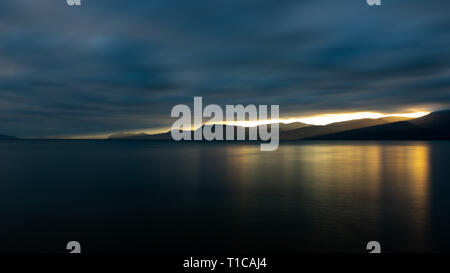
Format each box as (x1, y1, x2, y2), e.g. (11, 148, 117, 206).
(221, 111, 430, 127)
(68, 111, 431, 138)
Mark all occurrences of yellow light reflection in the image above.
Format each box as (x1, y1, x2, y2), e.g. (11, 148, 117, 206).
(218, 141, 433, 251)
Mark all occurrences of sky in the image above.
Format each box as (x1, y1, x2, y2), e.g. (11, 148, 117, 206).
(0, 0, 449, 137)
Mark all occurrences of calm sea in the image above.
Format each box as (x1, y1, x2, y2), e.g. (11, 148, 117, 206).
(0, 140, 449, 252)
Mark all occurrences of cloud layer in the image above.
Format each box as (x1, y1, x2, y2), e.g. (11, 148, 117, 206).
(0, 0, 449, 137)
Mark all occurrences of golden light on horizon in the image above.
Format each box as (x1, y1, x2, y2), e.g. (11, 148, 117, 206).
(64, 110, 431, 138)
(220, 111, 430, 127)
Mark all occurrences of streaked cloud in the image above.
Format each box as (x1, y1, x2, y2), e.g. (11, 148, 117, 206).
(0, 0, 449, 137)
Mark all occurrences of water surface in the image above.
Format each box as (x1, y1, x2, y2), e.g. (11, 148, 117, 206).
(0, 140, 449, 252)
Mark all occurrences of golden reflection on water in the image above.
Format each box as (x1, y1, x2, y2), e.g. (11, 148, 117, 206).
(224, 142, 431, 251)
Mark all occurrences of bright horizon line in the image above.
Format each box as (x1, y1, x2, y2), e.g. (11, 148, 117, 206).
(60, 110, 430, 139)
(220, 111, 430, 128)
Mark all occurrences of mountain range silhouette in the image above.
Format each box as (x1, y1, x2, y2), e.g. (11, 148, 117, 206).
(0, 134, 17, 140)
(108, 110, 450, 141)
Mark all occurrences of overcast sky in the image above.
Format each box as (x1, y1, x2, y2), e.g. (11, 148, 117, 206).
(0, 0, 449, 137)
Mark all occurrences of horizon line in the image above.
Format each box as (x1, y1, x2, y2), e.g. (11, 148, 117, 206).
(26, 110, 432, 139)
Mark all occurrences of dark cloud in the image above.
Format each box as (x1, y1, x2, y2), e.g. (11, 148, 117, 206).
(0, 0, 449, 137)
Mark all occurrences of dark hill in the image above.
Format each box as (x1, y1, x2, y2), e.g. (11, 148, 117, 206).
(280, 117, 412, 140)
(313, 110, 450, 140)
(0, 134, 17, 140)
